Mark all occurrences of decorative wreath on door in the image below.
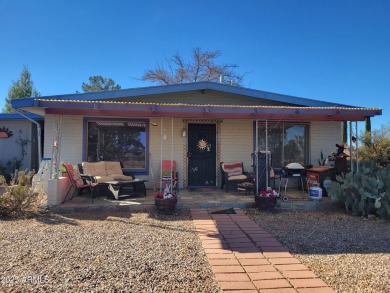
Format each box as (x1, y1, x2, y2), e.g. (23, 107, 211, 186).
(197, 139, 208, 150)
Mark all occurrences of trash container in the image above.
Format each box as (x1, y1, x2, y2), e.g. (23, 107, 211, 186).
(306, 166, 336, 197)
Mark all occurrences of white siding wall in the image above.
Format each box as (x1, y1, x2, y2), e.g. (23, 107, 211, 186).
(0, 120, 33, 170)
(309, 121, 342, 165)
(149, 118, 184, 189)
(45, 114, 343, 189)
(45, 115, 186, 189)
(220, 120, 254, 171)
(44, 115, 84, 165)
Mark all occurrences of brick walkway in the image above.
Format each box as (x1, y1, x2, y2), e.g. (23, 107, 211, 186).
(190, 208, 335, 293)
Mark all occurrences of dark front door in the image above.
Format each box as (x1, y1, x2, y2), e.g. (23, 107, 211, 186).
(187, 124, 216, 188)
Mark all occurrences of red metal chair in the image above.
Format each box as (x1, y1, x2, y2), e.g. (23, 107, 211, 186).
(152, 160, 178, 194)
(62, 163, 98, 203)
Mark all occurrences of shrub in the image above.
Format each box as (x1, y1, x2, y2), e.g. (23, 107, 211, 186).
(358, 124, 390, 167)
(0, 170, 39, 216)
(0, 162, 11, 184)
(0, 175, 6, 186)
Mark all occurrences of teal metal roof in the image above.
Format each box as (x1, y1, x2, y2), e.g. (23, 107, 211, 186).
(0, 113, 43, 120)
(10, 81, 382, 121)
(11, 81, 355, 108)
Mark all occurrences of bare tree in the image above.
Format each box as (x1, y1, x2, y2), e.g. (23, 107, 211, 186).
(142, 48, 244, 86)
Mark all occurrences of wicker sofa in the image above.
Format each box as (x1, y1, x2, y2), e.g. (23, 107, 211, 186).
(79, 161, 133, 183)
(78, 161, 147, 198)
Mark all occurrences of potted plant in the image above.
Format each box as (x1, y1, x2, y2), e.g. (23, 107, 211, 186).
(255, 187, 278, 210)
(60, 163, 68, 177)
(154, 185, 177, 214)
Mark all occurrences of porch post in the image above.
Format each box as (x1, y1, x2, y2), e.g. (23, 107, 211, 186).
(51, 115, 62, 179)
(170, 117, 173, 192)
(160, 118, 163, 193)
(265, 120, 269, 188)
(255, 120, 259, 192)
(355, 121, 359, 174)
(349, 121, 354, 174)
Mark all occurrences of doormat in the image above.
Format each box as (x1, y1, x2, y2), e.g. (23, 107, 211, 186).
(209, 208, 236, 214)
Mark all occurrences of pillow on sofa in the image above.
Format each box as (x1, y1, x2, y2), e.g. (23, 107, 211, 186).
(82, 161, 107, 176)
(105, 161, 123, 175)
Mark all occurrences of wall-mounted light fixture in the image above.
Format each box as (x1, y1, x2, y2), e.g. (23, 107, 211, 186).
(162, 129, 167, 140)
(182, 128, 187, 137)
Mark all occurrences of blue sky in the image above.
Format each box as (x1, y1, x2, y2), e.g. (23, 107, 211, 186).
(1, 0, 389, 131)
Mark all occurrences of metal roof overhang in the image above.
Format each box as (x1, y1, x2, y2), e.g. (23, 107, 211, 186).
(16, 99, 382, 122)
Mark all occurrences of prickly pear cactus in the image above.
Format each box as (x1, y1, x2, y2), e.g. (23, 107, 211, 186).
(327, 161, 390, 219)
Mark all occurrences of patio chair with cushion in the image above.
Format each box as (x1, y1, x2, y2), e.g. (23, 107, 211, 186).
(62, 163, 98, 203)
(220, 162, 249, 192)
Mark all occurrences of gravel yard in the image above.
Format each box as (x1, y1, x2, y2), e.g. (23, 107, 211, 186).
(1, 208, 388, 293)
(246, 209, 390, 293)
(0, 210, 220, 293)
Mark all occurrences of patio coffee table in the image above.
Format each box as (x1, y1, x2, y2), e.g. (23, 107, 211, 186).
(105, 179, 147, 200)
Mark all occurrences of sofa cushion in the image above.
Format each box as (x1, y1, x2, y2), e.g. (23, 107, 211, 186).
(93, 175, 114, 183)
(83, 161, 107, 176)
(222, 162, 243, 176)
(228, 174, 247, 181)
(112, 174, 133, 181)
(105, 161, 123, 176)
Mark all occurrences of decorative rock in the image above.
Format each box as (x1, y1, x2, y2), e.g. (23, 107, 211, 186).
(0, 210, 220, 292)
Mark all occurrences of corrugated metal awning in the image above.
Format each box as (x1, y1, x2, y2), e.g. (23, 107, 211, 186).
(12, 98, 382, 122)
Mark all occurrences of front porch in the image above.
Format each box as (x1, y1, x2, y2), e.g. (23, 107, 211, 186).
(51, 188, 339, 214)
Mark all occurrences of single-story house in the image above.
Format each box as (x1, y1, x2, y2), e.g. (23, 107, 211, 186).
(0, 113, 43, 175)
(11, 81, 382, 203)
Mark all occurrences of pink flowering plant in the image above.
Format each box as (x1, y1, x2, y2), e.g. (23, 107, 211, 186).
(258, 187, 279, 198)
(154, 192, 176, 199)
(154, 185, 176, 199)
(154, 185, 177, 215)
(255, 187, 278, 210)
